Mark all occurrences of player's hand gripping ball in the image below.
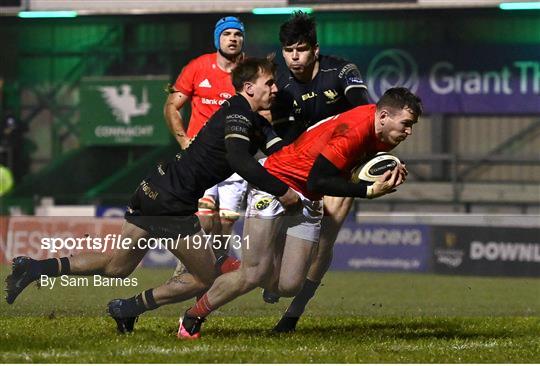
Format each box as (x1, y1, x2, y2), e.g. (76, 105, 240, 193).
(350, 152, 401, 184)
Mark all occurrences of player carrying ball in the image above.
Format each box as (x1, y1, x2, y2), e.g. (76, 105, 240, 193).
(176, 86, 423, 338)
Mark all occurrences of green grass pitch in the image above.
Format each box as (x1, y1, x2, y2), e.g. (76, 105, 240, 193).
(1, 266, 539, 363)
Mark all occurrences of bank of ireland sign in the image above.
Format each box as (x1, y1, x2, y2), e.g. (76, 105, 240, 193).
(365, 47, 540, 114)
(80, 76, 170, 145)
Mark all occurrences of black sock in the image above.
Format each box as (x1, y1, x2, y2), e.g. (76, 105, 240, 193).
(133, 289, 159, 314)
(38, 258, 70, 277)
(284, 279, 320, 318)
(59, 257, 71, 275)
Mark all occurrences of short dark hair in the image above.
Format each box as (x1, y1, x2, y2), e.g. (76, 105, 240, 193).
(376, 87, 423, 120)
(232, 57, 276, 92)
(279, 11, 317, 47)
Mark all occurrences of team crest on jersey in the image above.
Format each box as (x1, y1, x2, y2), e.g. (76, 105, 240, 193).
(254, 197, 273, 210)
(323, 89, 340, 104)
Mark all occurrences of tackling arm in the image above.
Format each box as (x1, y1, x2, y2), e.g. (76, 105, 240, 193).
(225, 138, 288, 197)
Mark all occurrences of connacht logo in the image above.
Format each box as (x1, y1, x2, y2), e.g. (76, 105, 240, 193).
(323, 89, 338, 100)
(367, 49, 419, 101)
(99, 84, 151, 124)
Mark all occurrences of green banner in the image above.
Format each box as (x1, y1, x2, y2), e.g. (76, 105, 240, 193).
(80, 76, 169, 145)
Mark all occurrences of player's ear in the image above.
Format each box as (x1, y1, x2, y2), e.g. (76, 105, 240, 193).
(378, 109, 389, 125)
(244, 81, 255, 96)
(314, 44, 320, 59)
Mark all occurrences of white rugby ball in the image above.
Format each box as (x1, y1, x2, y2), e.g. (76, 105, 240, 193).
(351, 152, 401, 184)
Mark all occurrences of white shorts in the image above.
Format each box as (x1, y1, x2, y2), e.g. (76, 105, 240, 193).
(200, 173, 248, 220)
(246, 185, 323, 243)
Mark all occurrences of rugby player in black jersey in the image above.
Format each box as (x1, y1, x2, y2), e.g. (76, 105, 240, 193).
(266, 11, 372, 332)
(5, 57, 300, 333)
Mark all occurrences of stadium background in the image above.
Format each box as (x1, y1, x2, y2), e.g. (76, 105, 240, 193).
(0, 0, 539, 362)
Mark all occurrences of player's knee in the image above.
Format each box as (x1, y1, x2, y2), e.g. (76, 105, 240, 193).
(241, 267, 267, 291)
(278, 278, 303, 297)
(103, 265, 132, 279)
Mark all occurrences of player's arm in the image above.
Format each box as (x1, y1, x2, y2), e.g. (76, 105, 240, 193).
(307, 155, 401, 199)
(339, 62, 370, 106)
(224, 112, 298, 207)
(164, 90, 191, 149)
(255, 114, 287, 155)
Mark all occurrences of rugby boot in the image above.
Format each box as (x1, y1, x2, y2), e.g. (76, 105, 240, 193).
(107, 299, 138, 333)
(272, 316, 299, 333)
(177, 312, 205, 339)
(5, 256, 40, 304)
(262, 289, 280, 304)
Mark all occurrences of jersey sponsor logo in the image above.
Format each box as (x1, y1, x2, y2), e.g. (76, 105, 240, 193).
(140, 180, 159, 200)
(226, 125, 249, 134)
(301, 91, 317, 101)
(254, 197, 273, 210)
(198, 79, 212, 88)
(226, 113, 250, 123)
(367, 49, 419, 101)
(201, 97, 227, 105)
(346, 76, 365, 85)
(338, 63, 359, 79)
(219, 92, 232, 99)
(98, 84, 151, 124)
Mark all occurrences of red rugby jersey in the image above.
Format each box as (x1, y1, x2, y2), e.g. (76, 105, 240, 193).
(174, 53, 235, 137)
(264, 104, 394, 200)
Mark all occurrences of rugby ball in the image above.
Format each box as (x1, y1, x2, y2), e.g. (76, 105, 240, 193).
(350, 152, 401, 184)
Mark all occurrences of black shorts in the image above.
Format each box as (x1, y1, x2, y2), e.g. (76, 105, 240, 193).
(125, 180, 201, 239)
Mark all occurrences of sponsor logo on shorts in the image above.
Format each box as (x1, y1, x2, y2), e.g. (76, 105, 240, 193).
(141, 180, 159, 200)
(254, 197, 273, 210)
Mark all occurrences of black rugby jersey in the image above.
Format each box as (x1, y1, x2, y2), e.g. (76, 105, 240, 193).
(272, 55, 367, 143)
(146, 95, 285, 205)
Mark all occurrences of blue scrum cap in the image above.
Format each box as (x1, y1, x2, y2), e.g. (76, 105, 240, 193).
(214, 16, 245, 50)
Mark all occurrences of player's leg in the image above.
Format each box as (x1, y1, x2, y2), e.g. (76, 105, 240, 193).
(214, 173, 246, 268)
(6, 221, 149, 305)
(308, 196, 353, 280)
(273, 196, 354, 332)
(108, 227, 219, 333)
(276, 235, 317, 297)
(261, 229, 286, 303)
(178, 188, 285, 338)
(198, 184, 219, 234)
(171, 185, 219, 277)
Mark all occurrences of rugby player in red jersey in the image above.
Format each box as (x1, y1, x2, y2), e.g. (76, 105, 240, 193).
(178, 87, 423, 338)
